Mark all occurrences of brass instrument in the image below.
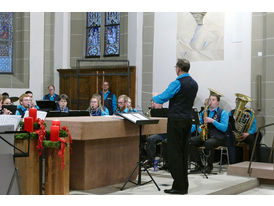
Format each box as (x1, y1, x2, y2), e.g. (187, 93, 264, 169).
(233, 93, 255, 142)
(201, 88, 224, 141)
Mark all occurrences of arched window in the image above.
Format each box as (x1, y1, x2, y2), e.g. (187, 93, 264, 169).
(0, 12, 13, 73)
(86, 12, 101, 57)
(104, 12, 120, 56)
(85, 12, 120, 58)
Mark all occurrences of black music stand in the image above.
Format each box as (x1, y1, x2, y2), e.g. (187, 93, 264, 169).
(118, 113, 161, 191)
(0, 128, 30, 195)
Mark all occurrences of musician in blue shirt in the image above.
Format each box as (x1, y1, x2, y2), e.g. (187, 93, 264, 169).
(115, 95, 129, 114)
(87, 94, 109, 116)
(100, 81, 117, 115)
(125, 96, 138, 113)
(43, 85, 59, 102)
(16, 94, 31, 117)
(190, 94, 228, 174)
(153, 59, 198, 195)
(228, 103, 261, 162)
(56, 94, 69, 113)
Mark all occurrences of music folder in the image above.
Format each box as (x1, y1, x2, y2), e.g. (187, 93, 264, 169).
(118, 112, 159, 125)
(36, 100, 57, 111)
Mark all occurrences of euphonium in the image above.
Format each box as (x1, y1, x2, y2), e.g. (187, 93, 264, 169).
(233, 93, 255, 142)
(201, 88, 224, 141)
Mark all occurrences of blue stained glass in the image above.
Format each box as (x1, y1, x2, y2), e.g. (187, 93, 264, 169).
(0, 12, 13, 73)
(105, 12, 120, 25)
(104, 12, 120, 56)
(87, 27, 101, 57)
(87, 12, 101, 27)
(86, 12, 101, 57)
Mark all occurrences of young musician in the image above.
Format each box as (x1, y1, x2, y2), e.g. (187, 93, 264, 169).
(190, 92, 228, 174)
(87, 94, 109, 116)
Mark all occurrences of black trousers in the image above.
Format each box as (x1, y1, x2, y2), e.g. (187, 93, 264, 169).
(243, 133, 262, 161)
(167, 118, 191, 191)
(190, 135, 225, 166)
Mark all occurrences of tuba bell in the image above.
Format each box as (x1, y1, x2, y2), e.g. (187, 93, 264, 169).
(233, 93, 255, 142)
(201, 88, 224, 141)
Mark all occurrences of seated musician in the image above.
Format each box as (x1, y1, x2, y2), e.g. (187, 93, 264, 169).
(145, 99, 167, 167)
(125, 96, 138, 113)
(0, 95, 12, 115)
(43, 84, 60, 102)
(115, 95, 129, 114)
(16, 94, 31, 117)
(228, 96, 261, 162)
(56, 94, 69, 113)
(25, 91, 40, 109)
(87, 94, 109, 116)
(190, 93, 229, 174)
(2, 97, 12, 105)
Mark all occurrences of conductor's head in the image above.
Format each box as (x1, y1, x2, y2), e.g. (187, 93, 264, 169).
(175, 59, 190, 76)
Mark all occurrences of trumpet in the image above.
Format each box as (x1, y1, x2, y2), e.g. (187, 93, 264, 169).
(201, 88, 224, 141)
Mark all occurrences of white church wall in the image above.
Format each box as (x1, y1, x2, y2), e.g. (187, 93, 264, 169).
(152, 12, 252, 112)
(128, 12, 143, 109)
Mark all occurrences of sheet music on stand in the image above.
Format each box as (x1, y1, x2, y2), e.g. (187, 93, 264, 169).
(23, 110, 47, 121)
(118, 112, 159, 125)
(0, 115, 21, 131)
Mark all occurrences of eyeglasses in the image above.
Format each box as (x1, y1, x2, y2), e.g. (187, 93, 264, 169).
(118, 102, 124, 105)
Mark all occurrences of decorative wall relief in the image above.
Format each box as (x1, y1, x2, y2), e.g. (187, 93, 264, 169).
(177, 12, 224, 61)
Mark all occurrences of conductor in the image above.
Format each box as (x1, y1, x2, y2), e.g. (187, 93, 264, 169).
(153, 59, 198, 195)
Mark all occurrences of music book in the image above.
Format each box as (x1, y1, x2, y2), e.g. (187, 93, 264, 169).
(23, 110, 47, 120)
(118, 113, 159, 125)
(0, 115, 21, 131)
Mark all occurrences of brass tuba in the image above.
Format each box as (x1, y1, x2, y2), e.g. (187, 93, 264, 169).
(233, 93, 255, 142)
(201, 88, 224, 141)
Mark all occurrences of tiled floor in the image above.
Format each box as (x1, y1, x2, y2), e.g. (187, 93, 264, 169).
(70, 165, 274, 195)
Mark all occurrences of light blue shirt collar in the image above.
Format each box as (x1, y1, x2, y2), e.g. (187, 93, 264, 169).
(176, 73, 190, 80)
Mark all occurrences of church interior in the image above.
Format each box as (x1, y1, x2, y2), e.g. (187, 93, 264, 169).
(1, 8, 274, 200)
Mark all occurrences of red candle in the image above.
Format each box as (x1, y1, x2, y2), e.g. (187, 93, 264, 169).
(52, 120, 61, 130)
(24, 117, 33, 132)
(29, 108, 37, 122)
(50, 125, 60, 142)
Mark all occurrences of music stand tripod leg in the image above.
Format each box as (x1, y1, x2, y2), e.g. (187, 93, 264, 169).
(120, 161, 139, 191)
(120, 125, 161, 191)
(6, 167, 21, 195)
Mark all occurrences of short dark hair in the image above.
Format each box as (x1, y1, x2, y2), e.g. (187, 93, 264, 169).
(25, 90, 33, 95)
(59, 94, 69, 102)
(2, 92, 9, 98)
(210, 94, 220, 102)
(176, 59, 190, 72)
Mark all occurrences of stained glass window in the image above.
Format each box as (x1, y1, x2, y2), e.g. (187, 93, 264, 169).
(0, 12, 13, 73)
(86, 12, 101, 57)
(104, 12, 120, 56)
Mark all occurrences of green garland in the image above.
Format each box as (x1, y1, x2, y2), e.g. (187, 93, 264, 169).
(14, 130, 69, 140)
(43, 139, 69, 149)
(14, 132, 38, 140)
(19, 121, 47, 130)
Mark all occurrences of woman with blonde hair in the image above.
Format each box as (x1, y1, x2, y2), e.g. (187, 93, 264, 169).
(87, 93, 109, 116)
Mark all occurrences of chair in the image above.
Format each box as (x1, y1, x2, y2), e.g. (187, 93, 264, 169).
(215, 146, 230, 173)
(198, 146, 230, 173)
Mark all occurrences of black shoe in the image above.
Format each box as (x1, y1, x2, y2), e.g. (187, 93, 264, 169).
(164, 189, 188, 195)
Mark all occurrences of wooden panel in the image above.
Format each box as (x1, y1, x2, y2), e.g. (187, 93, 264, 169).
(70, 136, 139, 190)
(45, 117, 167, 140)
(14, 139, 42, 195)
(58, 66, 136, 110)
(44, 144, 70, 195)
